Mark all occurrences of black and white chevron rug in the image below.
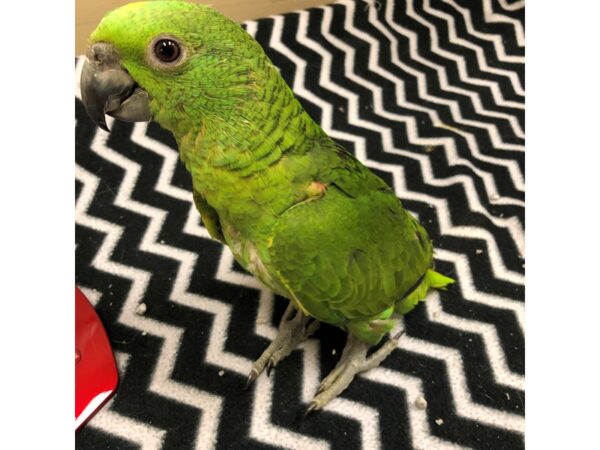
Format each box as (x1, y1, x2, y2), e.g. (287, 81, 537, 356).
(75, 0, 525, 448)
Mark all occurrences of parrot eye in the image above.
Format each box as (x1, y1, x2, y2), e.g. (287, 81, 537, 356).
(153, 38, 181, 63)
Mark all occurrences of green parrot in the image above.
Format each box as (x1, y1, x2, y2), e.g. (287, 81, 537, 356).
(80, 0, 454, 412)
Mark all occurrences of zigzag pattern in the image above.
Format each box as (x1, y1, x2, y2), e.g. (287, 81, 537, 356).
(76, 1, 524, 448)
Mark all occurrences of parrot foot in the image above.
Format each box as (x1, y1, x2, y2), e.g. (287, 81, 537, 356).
(305, 331, 403, 415)
(246, 302, 319, 388)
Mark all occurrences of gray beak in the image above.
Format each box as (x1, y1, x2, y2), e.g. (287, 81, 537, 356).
(80, 43, 151, 131)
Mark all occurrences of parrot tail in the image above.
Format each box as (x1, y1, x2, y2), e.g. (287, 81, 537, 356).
(347, 269, 454, 344)
(395, 269, 455, 315)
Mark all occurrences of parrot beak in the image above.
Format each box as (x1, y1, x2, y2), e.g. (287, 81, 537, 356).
(80, 43, 151, 131)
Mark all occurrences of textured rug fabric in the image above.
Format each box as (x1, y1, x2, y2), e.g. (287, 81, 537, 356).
(75, 0, 525, 448)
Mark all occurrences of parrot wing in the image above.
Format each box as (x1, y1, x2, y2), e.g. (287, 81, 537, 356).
(268, 147, 434, 341)
(193, 189, 226, 243)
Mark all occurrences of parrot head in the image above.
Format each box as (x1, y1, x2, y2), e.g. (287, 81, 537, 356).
(80, 1, 266, 134)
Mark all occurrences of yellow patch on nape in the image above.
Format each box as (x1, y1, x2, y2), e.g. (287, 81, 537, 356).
(119, 1, 146, 10)
(109, 1, 149, 17)
(109, 0, 194, 20)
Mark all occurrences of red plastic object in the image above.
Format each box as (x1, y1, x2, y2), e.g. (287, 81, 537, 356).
(75, 287, 118, 430)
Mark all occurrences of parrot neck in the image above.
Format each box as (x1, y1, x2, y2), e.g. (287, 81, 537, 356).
(157, 50, 330, 231)
(174, 67, 326, 177)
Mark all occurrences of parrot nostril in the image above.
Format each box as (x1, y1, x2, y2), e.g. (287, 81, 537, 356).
(92, 48, 102, 62)
(87, 42, 120, 68)
(86, 46, 104, 66)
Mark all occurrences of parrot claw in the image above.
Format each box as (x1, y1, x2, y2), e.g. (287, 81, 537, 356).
(304, 401, 319, 418)
(308, 332, 401, 412)
(246, 302, 319, 390)
(245, 368, 259, 390)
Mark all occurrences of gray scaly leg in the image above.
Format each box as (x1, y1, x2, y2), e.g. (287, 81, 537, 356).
(306, 330, 403, 414)
(247, 302, 320, 387)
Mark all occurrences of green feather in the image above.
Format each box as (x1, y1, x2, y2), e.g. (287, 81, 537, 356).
(89, 1, 456, 346)
(395, 269, 455, 316)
